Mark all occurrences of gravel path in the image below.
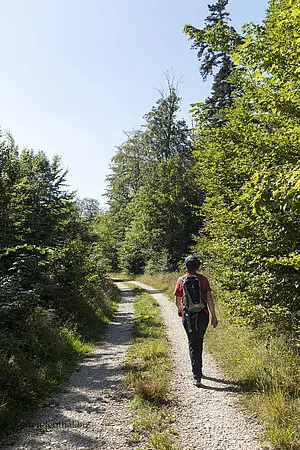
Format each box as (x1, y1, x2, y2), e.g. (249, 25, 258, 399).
(1, 280, 266, 450)
(131, 280, 266, 450)
(0, 282, 135, 450)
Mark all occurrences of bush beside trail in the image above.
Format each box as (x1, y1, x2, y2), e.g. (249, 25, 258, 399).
(0, 246, 119, 437)
(0, 133, 119, 437)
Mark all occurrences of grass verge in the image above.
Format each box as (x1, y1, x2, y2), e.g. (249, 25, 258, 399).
(135, 273, 300, 450)
(124, 284, 179, 450)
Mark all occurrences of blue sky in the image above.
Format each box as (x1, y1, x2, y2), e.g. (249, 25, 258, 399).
(0, 0, 269, 205)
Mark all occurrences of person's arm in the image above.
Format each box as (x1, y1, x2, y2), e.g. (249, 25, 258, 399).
(174, 278, 183, 317)
(176, 296, 183, 317)
(206, 291, 218, 328)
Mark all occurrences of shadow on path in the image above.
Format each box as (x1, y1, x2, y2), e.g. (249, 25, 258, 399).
(201, 375, 256, 393)
(199, 383, 242, 393)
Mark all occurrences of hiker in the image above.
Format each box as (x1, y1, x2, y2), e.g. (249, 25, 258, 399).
(173, 255, 218, 386)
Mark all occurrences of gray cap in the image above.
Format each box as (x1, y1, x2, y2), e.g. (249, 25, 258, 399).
(184, 255, 200, 270)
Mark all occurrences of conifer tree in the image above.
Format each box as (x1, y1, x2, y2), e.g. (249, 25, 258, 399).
(184, 0, 241, 121)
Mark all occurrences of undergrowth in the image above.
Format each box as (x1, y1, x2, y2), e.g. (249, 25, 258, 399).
(135, 273, 300, 450)
(0, 278, 119, 440)
(124, 284, 179, 450)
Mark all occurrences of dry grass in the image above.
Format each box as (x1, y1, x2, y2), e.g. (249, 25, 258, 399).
(135, 273, 300, 450)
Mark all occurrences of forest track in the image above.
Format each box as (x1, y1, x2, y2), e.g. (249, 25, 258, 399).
(0, 282, 135, 450)
(0, 280, 267, 450)
(131, 280, 266, 450)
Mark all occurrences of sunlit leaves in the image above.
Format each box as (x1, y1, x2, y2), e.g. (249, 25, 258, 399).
(105, 84, 202, 272)
(190, 0, 300, 340)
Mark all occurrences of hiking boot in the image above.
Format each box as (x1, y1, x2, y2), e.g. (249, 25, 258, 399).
(193, 378, 202, 387)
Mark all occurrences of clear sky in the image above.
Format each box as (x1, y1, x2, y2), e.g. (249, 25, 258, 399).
(0, 0, 269, 205)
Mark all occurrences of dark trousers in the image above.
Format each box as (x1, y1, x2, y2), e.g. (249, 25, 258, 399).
(182, 310, 209, 379)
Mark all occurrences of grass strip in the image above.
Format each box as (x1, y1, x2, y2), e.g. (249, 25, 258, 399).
(124, 284, 179, 450)
(135, 273, 300, 450)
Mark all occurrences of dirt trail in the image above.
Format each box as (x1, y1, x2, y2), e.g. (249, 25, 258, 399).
(131, 280, 265, 450)
(0, 280, 266, 450)
(0, 282, 135, 450)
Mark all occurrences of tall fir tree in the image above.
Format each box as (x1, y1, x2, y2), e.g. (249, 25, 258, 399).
(184, 0, 241, 122)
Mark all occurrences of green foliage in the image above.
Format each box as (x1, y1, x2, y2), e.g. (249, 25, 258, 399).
(144, 248, 169, 275)
(183, 0, 242, 121)
(105, 81, 203, 273)
(0, 130, 119, 436)
(93, 210, 121, 271)
(76, 197, 101, 220)
(188, 0, 300, 341)
(0, 145, 75, 248)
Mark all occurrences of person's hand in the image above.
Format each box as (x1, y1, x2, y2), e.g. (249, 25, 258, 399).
(178, 310, 182, 317)
(211, 316, 218, 328)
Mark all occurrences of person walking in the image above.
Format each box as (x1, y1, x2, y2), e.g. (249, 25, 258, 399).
(173, 255, 218, 386)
